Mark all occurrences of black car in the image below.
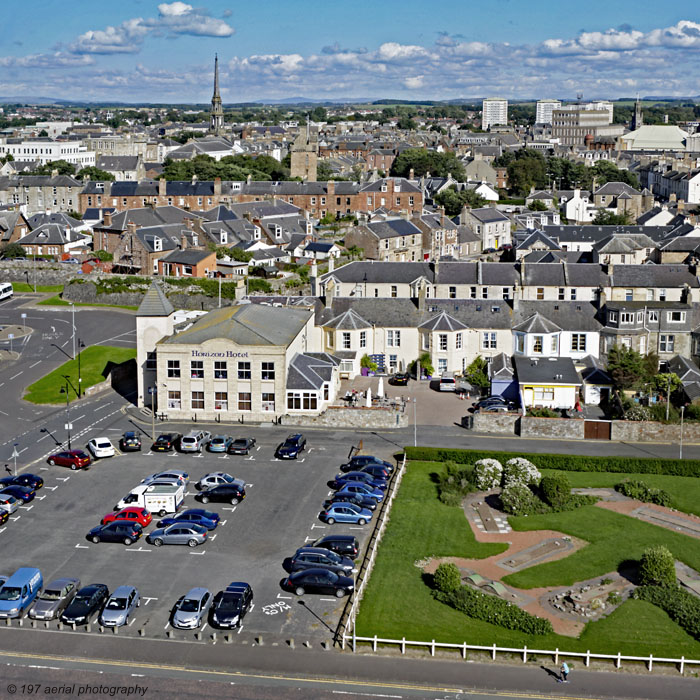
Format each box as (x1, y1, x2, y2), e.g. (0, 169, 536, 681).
(340, 455, 394, 474)
(290, 547, 356, 575)
(323, 491, 377, 512)
(360, 464, 391, 481)
(474, 396, 516, 412)
(119, 431, 142, 452)
(151, 433, 181, 452)
(310, 534, 360, 559)
(0, 485, 34, 503)
(86, 521, 143, 546)
(389, 372, 410, 386)
(60, 583, 109, 625)
(227, 437, 256, 455)
(195, 481, 246, 506)
(282, 568, 354, 598)
(0, 473, 43, 490)
(209, 582, 253, 629)
(275, 434, 306, 459)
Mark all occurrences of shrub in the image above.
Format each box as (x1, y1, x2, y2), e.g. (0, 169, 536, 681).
(540, 474, 571, 509)
(639, 545, 676, 588)
(474, 458, 503, 490)
(435, 586, 553, 635)
(527, 407, 558, 417)
(500, 483, 537, 515)
(433, 563, 462, 593)
(607, 591, 622, 605)
(634, 585, 700, 641)
(503, 457, 541, 488)
(436, 461, 475, 505)
(614, 480, 671, 507)
(624, 405, 651, 421)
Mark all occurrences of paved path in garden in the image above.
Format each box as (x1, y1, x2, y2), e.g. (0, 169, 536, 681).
(596, 498, 700, 538)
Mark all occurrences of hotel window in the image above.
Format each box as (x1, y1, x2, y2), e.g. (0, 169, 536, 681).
(338, 331, 351, 350)
(262, 393, 275, 411)
(570, 288, 577, 301)
(214, 392, 228, 410)
(391, 285, 398, 298)
(551, 336, 559, 353)
(456, 333, 463, 350)
(482, 287, 488, 299)
(422, 333, 429, 350)
(533, 335, 543, 353)
(609, 311, 618, 323)
(502, 287, 510, 300)
(359, 331, 366, 348)
(625, 289, 633, 301)
(621, 336, 632, 348)
(449, 286, 457, 299)
(387, 330, 401, 347)
(537, 288, 544, 300)
(667, 311, 686, 323)
(191, 391, 204, 410)
(516, 334, 525, 353)
(146, 352, 157, 370)
(389, 354, 398, 371)
(167, 391, 181, 409)
(238, 392, 252, 411)
(470, 286, 477, 299)
(659, 335, 675, 353)
(261, 362, 275, 380)
(482, 332, 497, 349)
(648, 310, 658, 322)
(620, 312, 634, 324)
(167, 360, 180, 378)
(659, 288, 667, 301)
(289, 392, 319, 410)
(439, 334, 448, 351)
(190, 360, 204, 379)
(558, 288, 565, 301)
(438, 358, 448, 373)
(238, 361, 251, 380)
(646, 289, 654, 301)
(287, 393, 301, 410)
(571, 334, 586, 352)
(214, 361, 227, 379)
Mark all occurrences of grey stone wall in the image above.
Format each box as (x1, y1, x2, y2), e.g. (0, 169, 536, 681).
(611, 420, 700, 443)
(472, 413, 519, 435)
(520, 416, 585, 440)
(0, 261, 78, 286)
(283, 406, 408, 429)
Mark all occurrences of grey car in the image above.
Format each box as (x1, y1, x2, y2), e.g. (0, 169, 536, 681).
(146, 523, 208, 548)
(99, 585, 140, 627)
(28, 577, 80, 621)
(172, 587, 211, 629)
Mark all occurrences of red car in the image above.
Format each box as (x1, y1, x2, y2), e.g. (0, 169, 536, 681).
(47, 450, 92, 470)
(101, 507, 152, 528)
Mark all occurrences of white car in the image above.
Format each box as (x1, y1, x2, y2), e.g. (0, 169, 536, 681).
(87, 438, 116, 459)
(196, 472, 237, 491)
(141, 470, 189, 486)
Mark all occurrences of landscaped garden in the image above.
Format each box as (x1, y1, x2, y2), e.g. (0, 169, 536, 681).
(355, 448, 700, 659)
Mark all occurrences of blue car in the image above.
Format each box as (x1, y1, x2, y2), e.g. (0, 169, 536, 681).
(0, 485, 35, 503)
(156, 509, 220, 531)
(336, 482, 384, 502)
(0, 474, 44, 490)
(275, 434, 306, 459)
(332, 471, 387, 491)
(207, 436, 232, 453)
(320, 502, 373, 525)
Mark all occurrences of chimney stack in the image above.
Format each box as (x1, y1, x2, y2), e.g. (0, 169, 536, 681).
(180, 233, 188, 250)
(328, 255, 335, 273)
(214, 177, 221, 196)
(65, 225, 71, 242)
(103, 210, 112, 228)
(159, 178, 167, 197)
(127, 220, 137, 236)
(409, 167, 415, 180)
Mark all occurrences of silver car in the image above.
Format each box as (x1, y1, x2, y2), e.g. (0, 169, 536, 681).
(196, 472, 236, 491)
(141, 470, 189, 486)
(172, 587, 211, 629)
(146, 523, 208, 548)
(99, 585, 140, 627)
(0, 494, 20, 515)
(28, 577, 80, 621)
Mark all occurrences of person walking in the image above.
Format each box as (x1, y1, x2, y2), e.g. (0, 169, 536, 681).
(560, 661, 570, 683)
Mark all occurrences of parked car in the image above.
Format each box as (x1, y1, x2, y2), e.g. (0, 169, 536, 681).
(151, 433, 181, 452)
(195, 481, 246, 506)
(281, 569, 354, 598)
(156, 509, 220, 531)
(195, 472, 238, 491)
(290, 547, 356, 575)
(473, 403, 516, 414)
(0, 510, 8, 526)
(87, 437, 115, 459)
(0, 494, 20, 515)
(340, 455, 394, 473)
(360, 464, 391, 481)
(209, 582, 253, 629)
(332, 471, 387, 491)
(320, 502, 373, 525)
(310, 534, 360, 559)
(389, 372, 410, 386)
(275, 434, 306, 459)
(28, 577, 80, 621)
(227, 437, 256, 455)
(335, 482, 384, 502)
(60, 583, 109, 625)
(179, 430, 211, 453)
(47, 450, 91, 470)
(99, 585, 140, 627)
(119, 432, 142, 452)
(101, 507, 152, 528)
(439, 372, 457, 392)
(146, 523, 208, 548)
(0, 473, 43, 490)
(474, 396, 517, 412)
(171, 587, 211, 629)
(207, 435, 232, 453)
(141, 470, 188, 486)
(323, 491, 377, 512)
(483, 247, 497, 254)
(0, 485, 35, 503)
(86, 521, 143, 546)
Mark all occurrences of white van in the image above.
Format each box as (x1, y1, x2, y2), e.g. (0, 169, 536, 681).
(0, 282, 13, 301)
(116, 482, 184, 516)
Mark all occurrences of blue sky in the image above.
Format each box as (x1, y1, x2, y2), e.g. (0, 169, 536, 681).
(2, 1, 699, 102)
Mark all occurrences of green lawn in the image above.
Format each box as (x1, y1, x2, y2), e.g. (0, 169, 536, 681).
(24, 346, 136, 404)
(355, 459, 700, 658)
(10, 282, 64, 293)
(37, 295, 138, 311)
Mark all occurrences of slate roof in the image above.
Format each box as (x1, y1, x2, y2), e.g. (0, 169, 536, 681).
(468, 207, 510, 223)
(99, 206, 193, 231)
(593, 182, 641, 197)
(417, 311, 467, 331)
(323, 308, 371, 330)
(96, 156, 140, 170)
(362, 219, 422, 240)
(27, 212, 81, 229)
(287, 352, 338, 391)
(16, 224, 88, 246)
(158, 248, 213, 266)
(490, 352, 514, 380)
(137, 283, 174, 317)
(513, 356, 581, 385)
(512, 312, 562, 334)
(609, 264, 700, 289)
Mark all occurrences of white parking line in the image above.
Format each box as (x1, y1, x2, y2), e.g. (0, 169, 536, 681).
(44, 486, 58, 491)
(29, 361, 41, 369)
(38, 433, 50, 441)
(126, 547, 152, 553)
(236, 625, 243, 634)
(74, 414, 86, 421)
(18, 447, 28, 454)
(129, 619, 136, 627)
(75, 543, 89, 549)
(9, 372, 23, 380)
(35, 495, 46, 500)
(276, 593, 293, 600)
(190, 550, 206, 555)
(201, 623, 208, 632)
(56, 477, 70, 482)
(20, 505, 33, 511)
(223, 506, 237, 512)
(10, 516, 20, 521)
(0, 527, 6, 535)
(163, 622, 170, 630)
(320, 598, 337, 602)
(209, 534, 217, 541)
(39, 467, 49, 471)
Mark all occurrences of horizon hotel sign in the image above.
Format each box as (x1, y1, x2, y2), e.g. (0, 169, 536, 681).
(191, 350, 249, 358)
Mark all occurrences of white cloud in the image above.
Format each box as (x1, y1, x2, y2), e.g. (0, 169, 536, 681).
(404, 75, 424, 89)
(377, 42, 428, 61)
(152, 2, 234, 37)
(0, 52, 96, 68)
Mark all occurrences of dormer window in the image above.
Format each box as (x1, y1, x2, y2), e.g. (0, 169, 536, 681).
(219, 231, 227, 245)
(153, 237, 162, 251)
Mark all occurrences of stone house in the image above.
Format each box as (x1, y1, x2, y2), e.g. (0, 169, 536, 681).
(344, 218, 424, 262)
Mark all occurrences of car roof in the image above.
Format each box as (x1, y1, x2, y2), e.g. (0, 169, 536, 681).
(295, 547, 337, 556)
(225, 582, 250, 593)
(184, 586, 210, 599)
(291, 568, 334, 578)
(110, 585, 136, 597)
(45, 577, 80, 589)
(92, 437, 111, 442)
(79, 584, 107, 594)
(316, 534, 358, 543)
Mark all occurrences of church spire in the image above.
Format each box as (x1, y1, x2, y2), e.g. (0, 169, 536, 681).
(632, 93, 643, 131)
(210, 54, 224, 136)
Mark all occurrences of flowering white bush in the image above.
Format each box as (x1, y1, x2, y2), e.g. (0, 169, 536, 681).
(500, 483, 536, 515)
(503, 457, 541, 488)
(474, 458, 503, 491)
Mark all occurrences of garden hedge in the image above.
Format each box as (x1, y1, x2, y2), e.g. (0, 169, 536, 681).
(634, 586, 700, 641)
(404, 447, 700, 478)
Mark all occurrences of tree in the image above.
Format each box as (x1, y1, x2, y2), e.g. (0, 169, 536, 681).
(433, 563, 461, 593)
(607, 345, 646, 390)
(592, 210, 632, 225)
(639, 545, 676, 588)
(464, 356, 490, 391)
(228, 247, 254, 262)
(77, 166, 115, 182)
(93, 250, 113, 262)
(434, 186, 486, 217)
(316, 161, 335, 181)
(310, 106, 327, 122)
(38, 129, 48, 137)
(505, 149, 548, 196)
(540, 474, 571, 509)
(651, 373, 682, 395)
(0, 242, 26, 259)
(28, 160, 75, 176)
(391, 148, 466, 180)
(528, 199, 548, 211)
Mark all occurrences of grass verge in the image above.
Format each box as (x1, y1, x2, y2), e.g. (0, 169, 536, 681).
(10, 283, 64, 293)
(24, 345, 136, 404)
(37, 295, 138, 311)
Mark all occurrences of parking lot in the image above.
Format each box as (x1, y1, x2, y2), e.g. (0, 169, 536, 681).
(0, 424, 400, 645)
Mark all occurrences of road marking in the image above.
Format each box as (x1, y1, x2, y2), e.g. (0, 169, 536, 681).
(256, 446, 261, 451)
(349, 527, 365, 530)
(10, 516, 20, 521)
(218, 455, 228, 459)
(56, 477, 70, 482)
(44, 486, 58, 491)
(190, 550, 206, 555)
(320, 598, 337, 602)
(75, 544, 89, 549)
(129, 620, 136, 627)
(29, 361, 41, 368)
(219, 520, 227, 527)
(126, 547, 152, 553)
(38, 433, 50, 441)
(163, 622, 170, 630)
(298, 458, 305, 463)
(20, 504, 33, 511)
(35, 495, 46, 500)
(95, 403, 113, 412)
(18, 447, 28, 454)
(9, 372, 23, 380)
(276, 593, 293, 600)
(0, 527, 6, 535)
(209, 534, 217, 541)
(246, 457, 255, 461)
(304, 536, 315, 542)
(236, 625, 243, 634)
(223, 506, 237, 512)
(75, 414, 86, 421)
(310, 524, 327, 529)
(142, 597, 158, 606)
(39, 467, 49, 471)
(201, 623, 208, 633)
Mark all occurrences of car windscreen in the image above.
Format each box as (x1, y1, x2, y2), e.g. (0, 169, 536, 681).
(39, 589, 62, 601)
(0, 587, 21, 601)
(106, 597, 127, 610)
(179, 598, 200, 612)
(217, 594, 241, 611)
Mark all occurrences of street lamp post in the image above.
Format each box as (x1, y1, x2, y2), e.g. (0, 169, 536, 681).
(148, 386, 157, 439)
(11, 444, 19, 477)
(666, 375, 672, 421)
(680, 405, 686, 460)
(413, 397, 417, 448)
(77, 338, 85, 398)
(70, 303, 76, 359)
(60, 379, 73, 451)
